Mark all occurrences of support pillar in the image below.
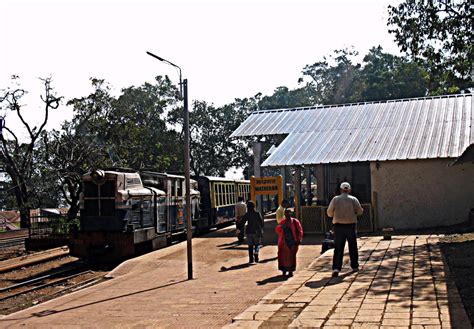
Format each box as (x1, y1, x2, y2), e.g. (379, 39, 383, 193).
(305, 166, 311, 204)
(253, 142, 263, 215)
(281, 167, 287, 202)
(315, 164, 326, 205)
(294, 167, 301, 217)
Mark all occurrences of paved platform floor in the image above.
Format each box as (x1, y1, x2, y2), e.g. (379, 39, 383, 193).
(1, 230, 471, 328)
(226, 235, 471, 329)
(0, 222, 322, 328)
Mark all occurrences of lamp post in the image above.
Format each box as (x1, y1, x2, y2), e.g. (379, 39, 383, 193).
(146, 51, 193, 280)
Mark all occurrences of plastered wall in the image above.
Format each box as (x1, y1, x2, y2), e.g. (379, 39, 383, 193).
(370, 159, 474, 229)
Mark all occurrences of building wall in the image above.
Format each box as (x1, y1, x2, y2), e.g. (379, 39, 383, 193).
(370, 159, 474, 229)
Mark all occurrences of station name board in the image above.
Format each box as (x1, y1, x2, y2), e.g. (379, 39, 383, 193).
(250, 176, 283, 208)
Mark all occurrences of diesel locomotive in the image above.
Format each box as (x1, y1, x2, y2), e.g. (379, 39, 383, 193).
(68, 169, 250, 260)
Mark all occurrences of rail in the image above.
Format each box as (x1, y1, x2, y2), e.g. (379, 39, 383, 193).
(1, 270, 94, 300)
(0, 247, 70, 273)
(0, 229, 28, 248)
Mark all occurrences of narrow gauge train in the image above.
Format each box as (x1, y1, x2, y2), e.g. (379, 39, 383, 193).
(193, 176, 250, 231)
(68, 169, 250, 260)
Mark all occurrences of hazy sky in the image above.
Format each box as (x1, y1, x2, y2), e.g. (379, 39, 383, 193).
(0, 0, 401, 131)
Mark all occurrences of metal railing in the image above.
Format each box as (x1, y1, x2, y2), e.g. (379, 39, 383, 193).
(300, 203, 374, 234)
(29, 214, 71, 239)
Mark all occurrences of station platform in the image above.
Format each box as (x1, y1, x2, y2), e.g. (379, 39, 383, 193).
(226, 235, 471, 329)
(0, 224, 471, 328)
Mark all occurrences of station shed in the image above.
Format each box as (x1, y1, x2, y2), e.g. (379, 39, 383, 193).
(231, 93, 473, 231)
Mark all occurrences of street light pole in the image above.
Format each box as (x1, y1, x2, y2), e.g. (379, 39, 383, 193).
(182, 78, 193, 280)
(146, 51, 193, 280)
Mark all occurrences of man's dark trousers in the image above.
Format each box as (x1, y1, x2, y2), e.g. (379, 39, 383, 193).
(332, 223, 358, 271)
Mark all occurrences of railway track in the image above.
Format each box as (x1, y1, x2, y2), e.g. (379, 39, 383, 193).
(0, 267, 107, 315)
(0, 269, 103, 301)
(0, 248, 110, 315)
(0, 246, 70, 273)
(0, 229, 28, 248)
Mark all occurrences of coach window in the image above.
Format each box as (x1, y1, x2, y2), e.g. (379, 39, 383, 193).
(220, 184, 224, 206)
(221, 184, 225, 206)
(219, 184, 224, 206)
(177, 179, 183, 197)
(224, 185, 228, 205)
(213, 184, 217, 207)
(231, 184, 235, 204)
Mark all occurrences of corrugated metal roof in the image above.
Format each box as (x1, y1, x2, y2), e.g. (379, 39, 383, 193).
(230, 94, 473, 166)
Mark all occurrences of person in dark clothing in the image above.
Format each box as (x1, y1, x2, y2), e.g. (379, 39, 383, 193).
(307, 190, 314, 206)
(241, 201, 264, 263)
(300, 189, 306, 206)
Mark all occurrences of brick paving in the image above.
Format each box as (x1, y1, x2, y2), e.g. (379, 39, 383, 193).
(0, 228, 471, 328)
(226, 235, 471, 329)
(0, 220, 322, 328)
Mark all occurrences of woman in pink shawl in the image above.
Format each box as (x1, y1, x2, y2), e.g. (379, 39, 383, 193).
(275, 209, 303, 277)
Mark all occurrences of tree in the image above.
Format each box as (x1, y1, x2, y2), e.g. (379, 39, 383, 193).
(46, 76, 182, 219)
(301, 47, 428, 104)
(302, 48, 362, 105)
(67, 76, 182, 172)
(388, 0, 472, 94)
(357, 46, 428, 101)
(110, 77, 182, 171)
(40, 124, 111, 220)
(168, 96, 256, 177)
(0, 77, 61, 227)
(258, 86, 314, 110)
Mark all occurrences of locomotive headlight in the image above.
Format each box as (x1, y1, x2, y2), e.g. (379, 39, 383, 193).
(91, 170, 106, 185)
(116, 192, 132, 209)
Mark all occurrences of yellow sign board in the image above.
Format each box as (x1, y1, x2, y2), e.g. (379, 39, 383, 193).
(250, 176, 283, 208)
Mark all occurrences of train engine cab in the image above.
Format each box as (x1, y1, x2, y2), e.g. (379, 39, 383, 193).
(69, 169, 166, 260)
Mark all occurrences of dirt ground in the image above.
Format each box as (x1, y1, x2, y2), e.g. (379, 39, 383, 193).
(439, 231, 474, 327)
(0, 246, 110, 315)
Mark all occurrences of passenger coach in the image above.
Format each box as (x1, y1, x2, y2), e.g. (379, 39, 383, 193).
(193, 176, 250, 231)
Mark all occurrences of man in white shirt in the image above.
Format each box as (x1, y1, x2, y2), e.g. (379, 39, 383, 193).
(327, 182, 364, 277)
(235, 197, 247, 243)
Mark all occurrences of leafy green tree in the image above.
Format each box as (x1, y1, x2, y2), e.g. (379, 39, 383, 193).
(168, 97, 256, 176)
(302, 48, 362, 105)
(0, 159, 17, 210)
(67, 76, 182, 172)
(0, 77, 62, 227)
(40, 124, 111, 220)
(388, 0, 472, 94)
(357, 46, 428, 101)
(300, 47, 429, 104)
(111, 79, 182, 171)
(47, 76, 182, 218)
(258, 86, 314, 110)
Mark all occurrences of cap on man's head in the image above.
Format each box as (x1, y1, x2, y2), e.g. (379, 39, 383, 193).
(340, 182, 351, 190)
